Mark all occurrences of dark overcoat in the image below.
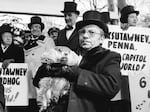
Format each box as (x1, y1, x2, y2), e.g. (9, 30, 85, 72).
(55, 28, 80, 54)
(0, 44, 24, 63)
(67, 46, 121, 112)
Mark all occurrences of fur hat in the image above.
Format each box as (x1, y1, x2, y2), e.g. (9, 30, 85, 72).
(76, 10, 109, 36)
(0, 23, 14, 42)
(61, 2, 80, 15)
(0, 23, 14, 35)
(120, 5, 139, 23)
(28, 16, 45, 31)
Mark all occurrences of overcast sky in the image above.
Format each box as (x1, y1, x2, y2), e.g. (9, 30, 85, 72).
(0, 0, 150, 16)
(0, 0, 66, 15)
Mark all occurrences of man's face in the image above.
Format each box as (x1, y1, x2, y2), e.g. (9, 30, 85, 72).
(64, 12, 78, 26)
(51, 31, 59, 40)
(79, 25, 104, 51)
(1, 32, 13, 46)
(31, 24, 42, 36)
(128, 13, 138, 26)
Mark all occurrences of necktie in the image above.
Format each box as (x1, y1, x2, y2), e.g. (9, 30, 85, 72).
(4, 46, 7, 50)
(65, 26, 73, 30)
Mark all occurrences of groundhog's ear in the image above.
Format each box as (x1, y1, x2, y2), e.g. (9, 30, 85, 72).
(55, 47, 62, 52)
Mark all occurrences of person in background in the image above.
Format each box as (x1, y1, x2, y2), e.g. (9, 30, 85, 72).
(50, 10, 121, 112)
(48, 27, 60, 44)
(55, 1, 80, 54)
(119, 5, 140, 112)
(0, 83, 5, 112)
(23, 16, 55, 112)
(120, 5, 139, 30)
(0, 23, 24, 68)
(0, 23, 24, 112)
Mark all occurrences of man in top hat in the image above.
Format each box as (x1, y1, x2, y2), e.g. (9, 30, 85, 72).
(120, 5, 139, 30)
(23, 16, 55, 112)
(55, 1, 80, 54)
(51, 10, 121, 112)
(119, 5, 140, 112)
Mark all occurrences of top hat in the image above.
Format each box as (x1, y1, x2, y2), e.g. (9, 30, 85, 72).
(100, 12, 111, 24)
(28, 16, 45, 30)
(61, 2, 80, 15)
(48, 27, 60, 35)
(0, 23, 14, 36)
(76, 10, 109, 35)
(120, 5, 139, 23)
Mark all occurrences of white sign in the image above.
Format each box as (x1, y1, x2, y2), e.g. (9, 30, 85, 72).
(103, 25, 150, 75)
(128, 70, 150, 112)
(0, 63, 28, 106)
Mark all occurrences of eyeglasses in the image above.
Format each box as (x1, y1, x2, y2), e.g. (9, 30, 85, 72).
(78, 29, 101, 37)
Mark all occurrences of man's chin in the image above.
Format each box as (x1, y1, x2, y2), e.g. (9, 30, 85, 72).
(81, 45, 91, 50)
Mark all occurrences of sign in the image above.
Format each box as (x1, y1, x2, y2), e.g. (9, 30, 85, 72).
(103, 25, 150, 75)
(0, 63, 28, 106)
(128, 70, 150, 112)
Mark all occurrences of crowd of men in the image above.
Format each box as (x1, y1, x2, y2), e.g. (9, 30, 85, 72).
(0, 1, 141, 112)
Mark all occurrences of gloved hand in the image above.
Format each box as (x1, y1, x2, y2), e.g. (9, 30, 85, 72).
(53, 65, 81, 82)
(2, 59, 15, 69)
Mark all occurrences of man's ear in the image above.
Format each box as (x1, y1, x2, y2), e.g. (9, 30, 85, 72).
(99, 35, 105, 45)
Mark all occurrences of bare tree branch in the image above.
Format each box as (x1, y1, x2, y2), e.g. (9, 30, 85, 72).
(89, 0, 93, 9)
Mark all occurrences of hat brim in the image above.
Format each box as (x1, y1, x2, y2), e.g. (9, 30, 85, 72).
(128, 10, 139, 16)
(28, 23, 45, 31)
(51, 30, 59, 33)
(61, 10, 80, 15)
(76, 20, 108, 34)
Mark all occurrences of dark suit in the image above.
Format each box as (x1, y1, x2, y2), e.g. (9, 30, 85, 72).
(66, 47, 121, 112)
(0, 44, 24, 63)
(51, 46, 121, 112)
(56, 28, 80, 54)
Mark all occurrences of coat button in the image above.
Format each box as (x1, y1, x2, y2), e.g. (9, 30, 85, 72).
(84, 82, 88, 85)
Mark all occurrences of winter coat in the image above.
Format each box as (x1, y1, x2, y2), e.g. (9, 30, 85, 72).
(24, 35, 55, 99)
(66, 46, 121, 112)
(56, 28, 79, 54)
(0, 44, 24, 63)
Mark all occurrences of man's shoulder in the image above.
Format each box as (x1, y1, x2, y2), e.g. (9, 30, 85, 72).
(106, 49, 121, 62)
(101, 48, 121, 60)
(11, 44, 23, 50)
(59, 28, 66, 33)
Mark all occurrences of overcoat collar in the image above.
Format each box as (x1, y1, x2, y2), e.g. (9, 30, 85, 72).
(79, 46, 109, 68)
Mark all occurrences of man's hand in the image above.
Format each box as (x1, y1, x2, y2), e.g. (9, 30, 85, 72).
(53, 65, 80, 82)
(2, 59, 15, 69)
